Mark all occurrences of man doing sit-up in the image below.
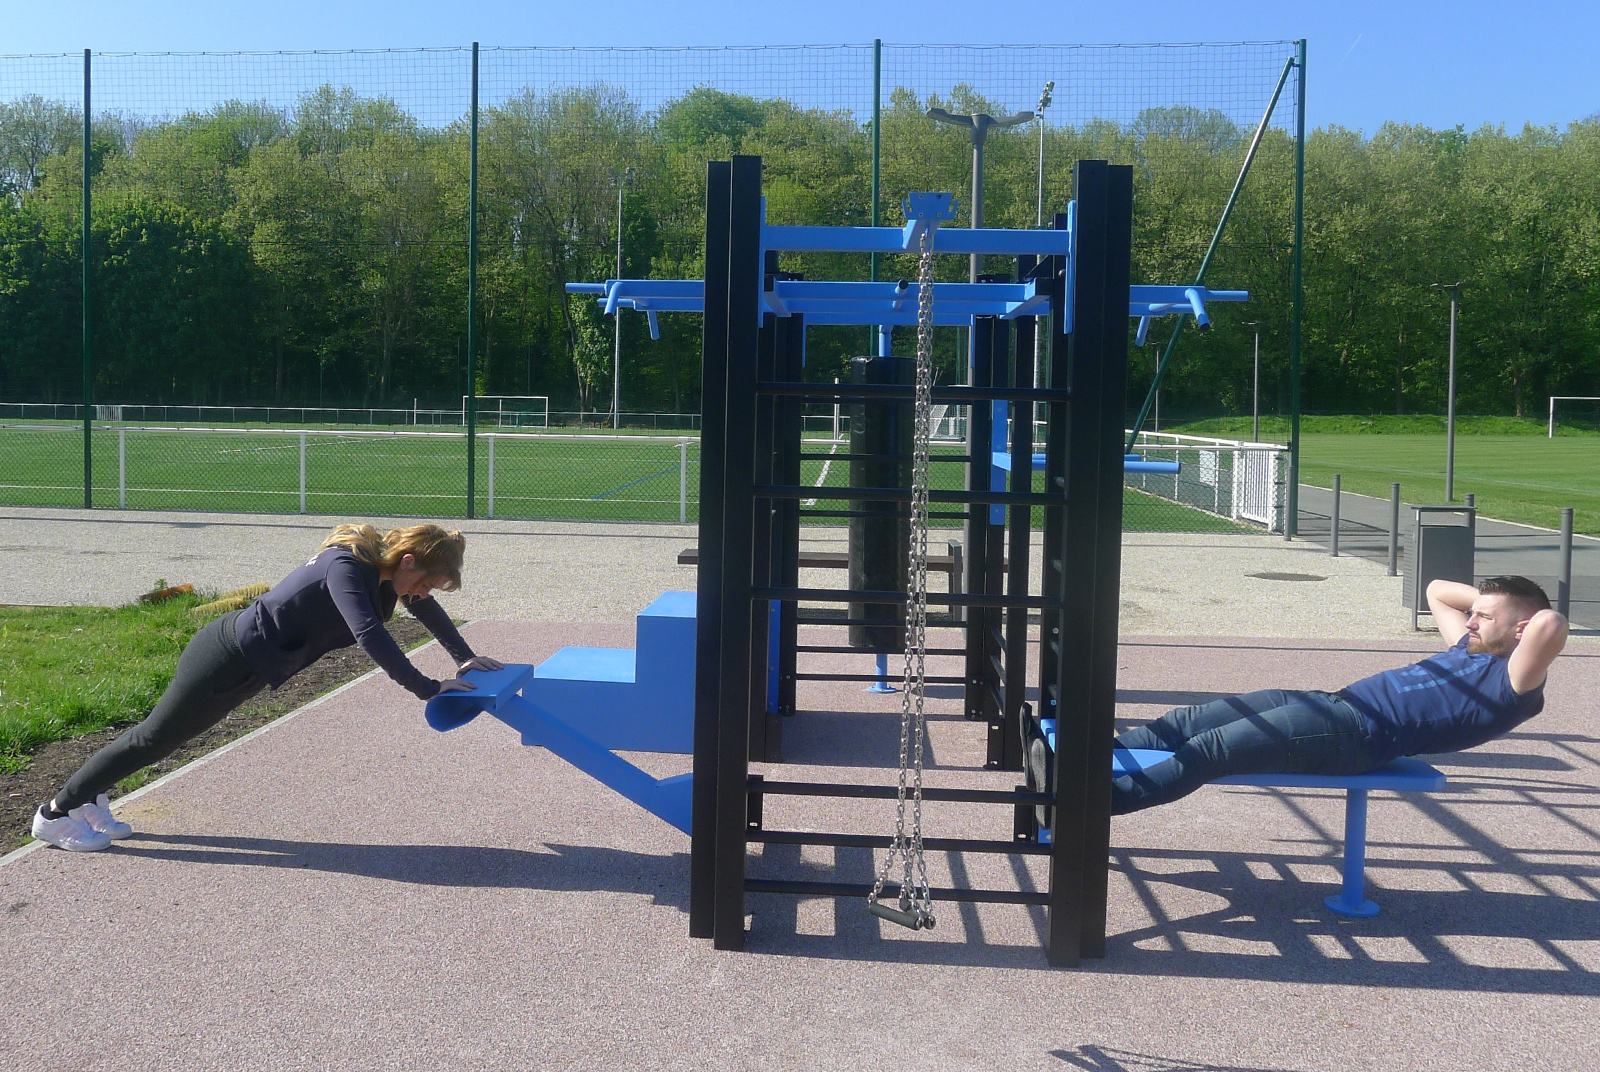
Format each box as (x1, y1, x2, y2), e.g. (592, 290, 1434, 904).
(1112, 575, 1569, 814)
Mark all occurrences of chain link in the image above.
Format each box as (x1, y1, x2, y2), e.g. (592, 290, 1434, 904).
(867, 224, 937, 930)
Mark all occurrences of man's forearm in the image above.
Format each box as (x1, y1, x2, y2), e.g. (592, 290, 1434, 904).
(1426, 579, 1478, 614)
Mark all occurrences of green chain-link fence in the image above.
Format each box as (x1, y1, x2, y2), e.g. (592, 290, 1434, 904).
(0, 42, 1303, 530)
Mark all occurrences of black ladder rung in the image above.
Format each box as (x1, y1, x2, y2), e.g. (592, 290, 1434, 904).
(795, 644, 966, 656)
(792, 672, 967, 684)
(750, 829, 1052, 856)
(756, 586, 1067, 610)
(761, 484, 1064, 507)
(755, 382, 1072, 405)
(798, 508, 972, 521)
(750, 778, 1053, 806)
(794, 615, 962, 628)
(745, 878, 1049, 906)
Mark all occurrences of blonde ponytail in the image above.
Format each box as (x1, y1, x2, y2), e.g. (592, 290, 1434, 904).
(320, 523, 384, 567)
(319, 522, 466, 591)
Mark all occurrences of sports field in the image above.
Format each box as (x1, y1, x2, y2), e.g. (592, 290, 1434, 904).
(0, 422, 1247, 532)
(1297, 434, 1600, 535)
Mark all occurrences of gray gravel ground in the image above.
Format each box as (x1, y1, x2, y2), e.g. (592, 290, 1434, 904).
(1, 507, 1595, 1071)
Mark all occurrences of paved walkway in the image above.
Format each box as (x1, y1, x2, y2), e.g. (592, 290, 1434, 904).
(1295, 484, 1600, 629)
(1, 507, 1596, 1070)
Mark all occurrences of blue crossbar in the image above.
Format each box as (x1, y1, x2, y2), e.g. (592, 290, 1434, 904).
(426, 664, 693, 834)
(990, 450, 1179, 475)
(1038, 722, 1447, 917)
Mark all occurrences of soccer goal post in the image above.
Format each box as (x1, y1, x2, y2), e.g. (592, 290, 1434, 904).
(464, 395, 550, 429)
(1548, 396, 1600, 438)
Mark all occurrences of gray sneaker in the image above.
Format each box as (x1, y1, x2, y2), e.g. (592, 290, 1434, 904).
(80, 795, 133, 840)
(31, 806, 112, 852)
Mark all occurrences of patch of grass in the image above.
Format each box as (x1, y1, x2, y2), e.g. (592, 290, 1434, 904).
(0, 592, 209, 770)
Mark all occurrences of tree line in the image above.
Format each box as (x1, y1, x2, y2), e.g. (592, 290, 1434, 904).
(1, 83, 1596, 420)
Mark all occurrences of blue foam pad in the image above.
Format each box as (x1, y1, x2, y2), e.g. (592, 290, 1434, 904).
(424, 663, 537, 732)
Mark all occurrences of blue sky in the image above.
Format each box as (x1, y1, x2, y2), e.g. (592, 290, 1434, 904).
(7, 1, 1597, 134)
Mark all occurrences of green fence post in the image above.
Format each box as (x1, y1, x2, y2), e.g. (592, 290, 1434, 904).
(465, 42, 479, 518)
(1289, 39, 1306, 538)
(81, 48, 92, 509)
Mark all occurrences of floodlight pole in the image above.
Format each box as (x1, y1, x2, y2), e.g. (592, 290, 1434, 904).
(610, 166, 635, 430)
(1431, 282, 1464, 501)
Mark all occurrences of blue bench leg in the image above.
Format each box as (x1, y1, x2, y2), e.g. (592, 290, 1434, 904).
(1325, 787, 1380, 917)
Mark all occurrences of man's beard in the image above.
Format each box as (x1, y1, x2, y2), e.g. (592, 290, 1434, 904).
(1468, 633, 1515, 658)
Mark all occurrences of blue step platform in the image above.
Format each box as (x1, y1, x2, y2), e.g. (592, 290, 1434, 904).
(1039, 721, 1447, 917)
(423, 592, 698, 834)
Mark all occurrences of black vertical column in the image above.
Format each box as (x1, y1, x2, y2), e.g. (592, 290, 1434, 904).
(963, 315, 994, 722)
(1077, 163, 1132, 958)
(775, 312, 805, 722)
(1003, 255, 1037, 773)
(747, 259, 778, 762)
(711, 153, 765, 951)
(1044, 159, 1131, 967)
(688, 161, 732, 940)
(1035, 216, 1070, 806)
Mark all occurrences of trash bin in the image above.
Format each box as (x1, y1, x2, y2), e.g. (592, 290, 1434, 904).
(1404, 505, 1477, 630)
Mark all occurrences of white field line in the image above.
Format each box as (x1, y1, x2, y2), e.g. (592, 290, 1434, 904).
(802, 442, 840, 507)
(1, 636, 445, 868)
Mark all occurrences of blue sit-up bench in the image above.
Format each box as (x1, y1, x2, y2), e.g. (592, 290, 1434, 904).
(1040, 721, 1448, 917)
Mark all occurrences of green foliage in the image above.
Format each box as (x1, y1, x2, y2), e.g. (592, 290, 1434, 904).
(1, 77, 1597, 420)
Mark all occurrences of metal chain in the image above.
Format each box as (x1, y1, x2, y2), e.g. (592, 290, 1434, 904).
(867, 224, 937, 931)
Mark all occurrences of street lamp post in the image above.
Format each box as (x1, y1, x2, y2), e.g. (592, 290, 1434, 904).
(1244, 321, 1261, 441)
(927, 105, 1033, 282)
(1431, 282, 1464, 501)
(609, 166, 635, 430)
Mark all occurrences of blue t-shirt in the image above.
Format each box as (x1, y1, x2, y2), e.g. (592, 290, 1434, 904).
(234, 546, 475, 700)
(1339, 635, 1545, 763)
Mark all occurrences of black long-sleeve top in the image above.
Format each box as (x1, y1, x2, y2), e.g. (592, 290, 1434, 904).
(233, 546, 475, 700)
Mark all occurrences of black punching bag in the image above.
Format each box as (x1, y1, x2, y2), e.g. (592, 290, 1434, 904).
(848, 353, 913, 650)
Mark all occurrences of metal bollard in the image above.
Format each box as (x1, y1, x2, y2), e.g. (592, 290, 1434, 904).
(1465, 493, 1475, 510)
(1558, 507, 1574, 619)
(1330, 474, 1341, 557)
(1388, 482, 1400, 576)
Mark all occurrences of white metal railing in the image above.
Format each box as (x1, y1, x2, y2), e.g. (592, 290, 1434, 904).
(1127, 429, 1289, 532)
(4, 424, 699, 521)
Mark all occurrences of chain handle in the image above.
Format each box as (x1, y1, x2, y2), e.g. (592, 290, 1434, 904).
(867, 225, 937, 931)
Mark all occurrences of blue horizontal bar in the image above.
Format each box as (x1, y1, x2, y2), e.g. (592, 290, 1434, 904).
(992, 451, 1181, 475)
(763, 223, 1073, 256)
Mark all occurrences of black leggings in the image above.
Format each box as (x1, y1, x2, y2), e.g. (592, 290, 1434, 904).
(56, 610, 266, 811)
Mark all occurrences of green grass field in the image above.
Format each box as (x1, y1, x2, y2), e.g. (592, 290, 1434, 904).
(1176, 415, 1600, 536)
(2, 423, 1247, 532)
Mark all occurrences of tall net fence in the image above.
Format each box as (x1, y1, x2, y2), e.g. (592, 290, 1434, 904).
(1, 43, 1300, 528)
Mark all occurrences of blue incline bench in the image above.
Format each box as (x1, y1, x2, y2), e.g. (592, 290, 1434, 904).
(425, 591, 698, 833)
(1040, 719, 1447, 917)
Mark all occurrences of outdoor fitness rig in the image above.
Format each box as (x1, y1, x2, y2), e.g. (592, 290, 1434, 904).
(579, 156, 1234, 966)
(415, 155, 1253, 965)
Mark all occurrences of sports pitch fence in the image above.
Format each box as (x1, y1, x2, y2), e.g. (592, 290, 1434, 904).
(0, 420, 1284, 532)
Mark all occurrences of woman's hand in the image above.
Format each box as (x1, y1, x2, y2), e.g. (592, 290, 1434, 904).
(435, 678, 478, 694)
(457, 656, 504, 674)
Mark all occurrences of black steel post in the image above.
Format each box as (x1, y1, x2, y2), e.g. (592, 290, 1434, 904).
(1077, 162, 1132, 959)
(1003, 255, 1037, 773)
(748, 258, 779, 761)
(1389, 482, 1400, 576)
(964, 316, 994, 722)
(1331, 474, 1341, 557)
(1036, 215, 1069, 835)
(81, 49, 92, 508)
(776, 312, 805, 721)
(1558, 507, 1574, 619)
(711, 154, 764, 951)
(688, 161, 732, 940)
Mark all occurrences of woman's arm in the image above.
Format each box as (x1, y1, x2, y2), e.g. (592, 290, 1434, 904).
(326, 559, 442, 700)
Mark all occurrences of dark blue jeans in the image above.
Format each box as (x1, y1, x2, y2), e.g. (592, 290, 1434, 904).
(1111, 689, 1378, 815)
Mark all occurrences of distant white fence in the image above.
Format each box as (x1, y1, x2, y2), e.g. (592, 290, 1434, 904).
(1126, 430, 1289, 532)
